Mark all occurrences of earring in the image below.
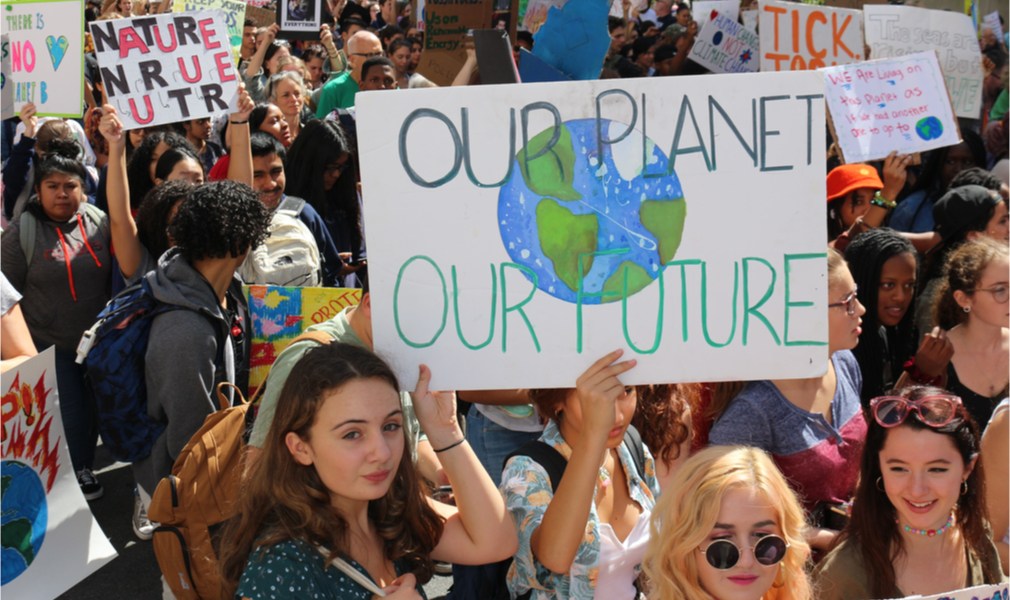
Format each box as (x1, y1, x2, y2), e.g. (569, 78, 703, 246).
(876, 476, 885, 492)
(961, 480, 968, 496)
(963, 305, 971, 313)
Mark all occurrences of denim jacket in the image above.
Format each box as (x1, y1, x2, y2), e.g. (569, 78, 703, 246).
(499, 421, 661, 600)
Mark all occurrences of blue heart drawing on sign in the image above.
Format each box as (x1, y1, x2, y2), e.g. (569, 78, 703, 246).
(46, 35, 69, 71)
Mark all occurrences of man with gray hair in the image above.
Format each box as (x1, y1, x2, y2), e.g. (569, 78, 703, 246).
(315, 30, 383, 117)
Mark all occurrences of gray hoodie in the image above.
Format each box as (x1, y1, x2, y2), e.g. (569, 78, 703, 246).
(132, 248, 249, 496)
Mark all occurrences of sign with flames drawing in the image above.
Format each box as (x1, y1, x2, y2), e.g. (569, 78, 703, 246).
(1, 348, 116, 600)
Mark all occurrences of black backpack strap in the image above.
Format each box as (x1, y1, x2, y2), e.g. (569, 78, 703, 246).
(504, 440, 567, 494)
(622, 424, 647, 482)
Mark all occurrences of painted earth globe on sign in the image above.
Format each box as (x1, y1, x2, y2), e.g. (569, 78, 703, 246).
(498, 118, 687, 304)
(1, 460, 48, 583)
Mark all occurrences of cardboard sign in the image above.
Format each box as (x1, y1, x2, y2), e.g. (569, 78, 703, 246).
(276, 0, 322, 40)
(245, 286, 362, 397)
(90, 10, 240, 130)
(885, 583, 1009, 600)
(416, 0, 495, 87)
(982, 11, 1004, 43)
(823, 52, 960, 163)
(1, 349, 117, 600)
(1, 0, 84, 118)
(173, 0, 246, 63)
(693, 0, 740, 32)
(741, 8, 757, 32)
(864, 5, 983, 119)
(759, 0, 863, 71)
(244, 4, 276, 27)
(689, 11, 759, 74)
(1, 35, 13, 120)
(531, 0, 609, 81)
(356, 72, 830, 390)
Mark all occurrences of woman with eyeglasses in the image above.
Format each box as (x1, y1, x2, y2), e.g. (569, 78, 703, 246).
(813, 386, 1006, 599)
(708, 248, 868, 555)
(930, 237, 1009, 429)
(643, 446, 811, 600)
(283, 119, 366, 287)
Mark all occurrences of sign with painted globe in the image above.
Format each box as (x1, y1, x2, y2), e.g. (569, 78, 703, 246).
(358, 73, 830, 390)
(499, 118, 686, 305)
(1, 460, 48, 583)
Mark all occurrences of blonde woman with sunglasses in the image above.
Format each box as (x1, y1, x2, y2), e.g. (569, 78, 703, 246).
(814, 386, 1006, 599)
(643, 446, 811, 600)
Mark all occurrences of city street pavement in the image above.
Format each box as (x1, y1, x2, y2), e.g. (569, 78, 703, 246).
(58, 443, 452, 599)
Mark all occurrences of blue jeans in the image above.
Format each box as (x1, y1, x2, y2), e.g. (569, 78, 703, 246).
(49, 347, 98, 473)
(448, 407, 541, 600)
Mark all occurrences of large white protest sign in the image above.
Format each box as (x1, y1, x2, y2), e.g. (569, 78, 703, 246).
(864, 5, 983, 119)
(1, 35, 13, 120)
(1, 349, 117, 599)
(174, 0, 247, 64)
(759, 0, 863, 71)
(1, 0, 83, 118)
(693, 0, 739, 32)
(885, 583, 1009, 600)
(90, 10, 240, 130)
(823, 52, 960, 163)
(357, 73, 829, 390)
(982, 11, 1004, 44)
(689, 11, 759, 74)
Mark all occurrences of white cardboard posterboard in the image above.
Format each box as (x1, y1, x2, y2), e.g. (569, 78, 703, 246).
(759, 0, 863, 72)
(982, 11, 1004, 44)
(885, 583, 1009, 600)
(1, 348, 117, 599)
(689, 11, 759, 74)
(89, 10, 240, 130)
(1, 0, 84, 118)
(864, 5, 983, 119)
(822, 52, 960, 163)
(173, 0, 247, 64)
(693, 0, 739, 32)
(1, 35, 13, 120)
(356, 72, 830, 390)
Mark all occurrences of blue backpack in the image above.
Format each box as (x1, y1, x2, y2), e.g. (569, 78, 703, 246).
(76, 279, 221, 463)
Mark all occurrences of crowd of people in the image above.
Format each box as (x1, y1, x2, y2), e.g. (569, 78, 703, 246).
(0, 0, 1008, 599)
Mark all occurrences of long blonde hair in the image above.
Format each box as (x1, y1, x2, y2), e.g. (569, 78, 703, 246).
(643, 446, 811, 600)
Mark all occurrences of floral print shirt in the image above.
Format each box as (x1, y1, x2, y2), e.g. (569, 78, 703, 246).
(499, 421, 661, 600)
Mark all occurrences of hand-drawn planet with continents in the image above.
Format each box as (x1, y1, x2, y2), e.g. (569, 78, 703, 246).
(1, 460, 48, 583)
(498, 118, 687, 304)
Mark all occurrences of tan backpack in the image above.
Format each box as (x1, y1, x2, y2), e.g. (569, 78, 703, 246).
(148, 331, 334, 599)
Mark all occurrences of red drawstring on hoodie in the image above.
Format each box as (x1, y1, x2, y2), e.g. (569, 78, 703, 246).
(55, 213, 103, 302)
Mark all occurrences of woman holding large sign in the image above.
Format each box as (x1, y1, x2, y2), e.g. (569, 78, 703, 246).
(813, 386, 1006, 598)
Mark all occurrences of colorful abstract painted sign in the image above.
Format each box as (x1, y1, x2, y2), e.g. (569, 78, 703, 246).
(356, 72, 829, 391)
(759, 0, 863, 72)
(864, 4, 982, 119)
(689, 11, 759, 74)
(89, 10, 240, 130)
(245, 286, 362, 396)
(1, 348, 117, 600)
(1, 0, 84, 118)
(823, 52, 960, 163)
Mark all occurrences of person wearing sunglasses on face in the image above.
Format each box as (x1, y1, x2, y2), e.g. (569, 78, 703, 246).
(708, 248, 868, 555)
(643, 446, 812, 600)
(814, 387, 1006, 599)
(930, 237, 1009, 429)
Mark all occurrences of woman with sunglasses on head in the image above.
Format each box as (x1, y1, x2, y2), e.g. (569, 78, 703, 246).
(930, 237, 1009, 428)
(709, 248, 867, 555)
(644, 446, 811, 600)
(813, 387, 1006, 599)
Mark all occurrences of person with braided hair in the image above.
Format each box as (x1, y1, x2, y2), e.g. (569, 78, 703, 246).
(845, 228, 953, 409)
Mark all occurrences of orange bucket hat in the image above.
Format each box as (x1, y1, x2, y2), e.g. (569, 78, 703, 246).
(826, 164, 883, 202)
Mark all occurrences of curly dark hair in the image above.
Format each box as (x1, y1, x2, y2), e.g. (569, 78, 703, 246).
(167, 181, 269, 262)
(218, 342, 445, 597)
(126, 132, 195, 210)
(839, 385, 997, 598)
(845, 228, 918, 408)
(136, 180, 193, 260)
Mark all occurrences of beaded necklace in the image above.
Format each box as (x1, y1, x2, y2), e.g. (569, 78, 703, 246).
(896, 510, 955, 537)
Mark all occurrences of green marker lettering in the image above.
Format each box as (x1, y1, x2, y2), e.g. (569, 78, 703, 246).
(500, 262, 541, 353)
(742, 257, 781, 346)
(783, 252, 828, 346)
(701, 261, 739, 348)
(393, 255, 447, 348)
(666, 259, 702, 342)
(452, 264, 497, 350)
